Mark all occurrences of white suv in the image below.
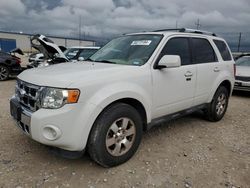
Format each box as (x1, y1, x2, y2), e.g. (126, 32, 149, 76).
(10, 28, 235, 167)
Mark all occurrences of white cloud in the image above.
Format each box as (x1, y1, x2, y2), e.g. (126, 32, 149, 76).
(0, 0, 249, 38)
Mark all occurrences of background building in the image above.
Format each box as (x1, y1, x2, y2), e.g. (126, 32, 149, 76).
(0, 31, 96, 52)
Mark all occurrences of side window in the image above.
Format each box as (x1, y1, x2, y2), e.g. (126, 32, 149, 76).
(160, 37, 191, 66)
(192, 38, 217, 64)
(213, 40, 232, 61)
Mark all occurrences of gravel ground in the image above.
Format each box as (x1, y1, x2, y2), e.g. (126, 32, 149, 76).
(0, 80, 249, 188)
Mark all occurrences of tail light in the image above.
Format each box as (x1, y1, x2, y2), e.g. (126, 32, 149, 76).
(233, 64, 236, 78)
(14, 57, 21, 64)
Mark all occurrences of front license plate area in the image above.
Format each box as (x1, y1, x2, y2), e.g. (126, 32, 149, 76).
(10, 99, 21, 121)
(21, 113, 31, 126)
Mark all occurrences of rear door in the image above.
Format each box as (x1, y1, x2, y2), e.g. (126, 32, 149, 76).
(152, 37, 197, 118)
(192, 37, 220, 105)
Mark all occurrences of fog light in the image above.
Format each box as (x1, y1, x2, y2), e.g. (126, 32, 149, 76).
(43, 125, 61, 141)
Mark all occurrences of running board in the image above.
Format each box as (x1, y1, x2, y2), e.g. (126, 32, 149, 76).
(147, 104, 207, 130)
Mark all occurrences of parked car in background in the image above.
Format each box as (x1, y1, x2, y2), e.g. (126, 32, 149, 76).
(0, 48, 23, 81)
(28, 52, 44, 63)
(27, 34, 69, 68)
(64, 46, 100, 61)
(27, 34, 99, 68)
(234, 54, 250, 91)
(233, 53, 250, 60)
(31, 34, 67, 60)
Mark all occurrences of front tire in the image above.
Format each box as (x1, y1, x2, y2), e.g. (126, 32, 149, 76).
(87, 103, 143, 167)
(205, 86, 229, 122)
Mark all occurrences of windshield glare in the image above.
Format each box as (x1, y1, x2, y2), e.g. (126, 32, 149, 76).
(89, 34, 162, 66)
(236, 56, 250, 66)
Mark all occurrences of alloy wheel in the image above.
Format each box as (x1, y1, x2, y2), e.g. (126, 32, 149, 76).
(106, 117, 136, 157)
(0, 66, 8, 80)
(215, 93, 227, 116)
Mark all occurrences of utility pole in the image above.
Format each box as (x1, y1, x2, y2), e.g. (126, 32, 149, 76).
(237, 32, 242, 52)
(79, 15, 81, 45)
(175, 20, 178, 29)
(195, 19, 201, 30)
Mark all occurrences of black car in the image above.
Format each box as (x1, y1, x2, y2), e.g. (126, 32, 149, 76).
(0, 48, 23, 81)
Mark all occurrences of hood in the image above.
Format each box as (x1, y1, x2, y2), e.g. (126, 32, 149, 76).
(31, 34, 67, 60)
(18, 61, 137, 88)
(236, 66, 250, 77)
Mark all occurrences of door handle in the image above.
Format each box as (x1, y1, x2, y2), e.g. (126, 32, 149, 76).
(184, 71, 193, 77)
(214, 67, 220, 72)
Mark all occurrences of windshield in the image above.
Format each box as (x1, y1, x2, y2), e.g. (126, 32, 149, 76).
(64, 48, 80, 59)
(236, 56, 250, 66)
(89, 34, 162, 66)
(79, 49, 99, 59)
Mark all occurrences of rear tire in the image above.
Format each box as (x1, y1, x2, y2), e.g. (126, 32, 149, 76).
(87, 103, 143, 167)
(0, 65, 10, 81)
(205, 86, 229, 122)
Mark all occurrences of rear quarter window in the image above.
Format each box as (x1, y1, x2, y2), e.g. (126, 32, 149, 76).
(213, 40, 232, 61)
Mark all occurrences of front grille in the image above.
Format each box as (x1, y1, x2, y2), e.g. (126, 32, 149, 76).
(16, 79, 42, 112)
(235, 76, 250, 82)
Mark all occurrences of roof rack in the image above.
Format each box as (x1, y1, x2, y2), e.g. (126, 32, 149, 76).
(153, 28, 184, 32)
(153, 28, 217, 36)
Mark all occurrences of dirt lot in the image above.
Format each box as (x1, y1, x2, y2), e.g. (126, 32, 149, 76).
(0, 80, 249, 188)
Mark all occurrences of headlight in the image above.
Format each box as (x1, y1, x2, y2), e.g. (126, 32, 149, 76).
(41, 88, 80, 109)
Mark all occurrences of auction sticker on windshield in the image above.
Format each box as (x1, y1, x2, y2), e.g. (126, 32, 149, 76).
(131, 40, 152, 46)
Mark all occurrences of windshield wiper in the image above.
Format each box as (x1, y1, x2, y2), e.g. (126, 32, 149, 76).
(84, 58, 116, 64)
(84, 58, 94, 61)
(96, 60, 117, 64)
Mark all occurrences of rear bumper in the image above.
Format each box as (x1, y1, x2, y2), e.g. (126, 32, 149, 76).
(234, 80, 250, 91)
(9, 65, 23, 75)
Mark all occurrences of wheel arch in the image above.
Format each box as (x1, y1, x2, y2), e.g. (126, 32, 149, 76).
(84, 97, 148, 153)
(208, 79, 232, 102)
(80, 95, 151, 150)
(0, 63, 9, 68)
(219, 80, 231, 94)
(99, 98, 148, 131)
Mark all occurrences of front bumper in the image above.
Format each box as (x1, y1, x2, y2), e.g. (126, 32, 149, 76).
(10, 97, 101, 151)
(234, 80, 250, 91)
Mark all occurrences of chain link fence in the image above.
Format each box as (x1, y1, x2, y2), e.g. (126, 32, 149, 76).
(217, 32, 250, 52)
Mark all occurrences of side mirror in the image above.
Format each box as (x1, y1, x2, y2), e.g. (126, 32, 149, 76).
(156, 55, 181, 69)
(78, 57, 84, 61)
